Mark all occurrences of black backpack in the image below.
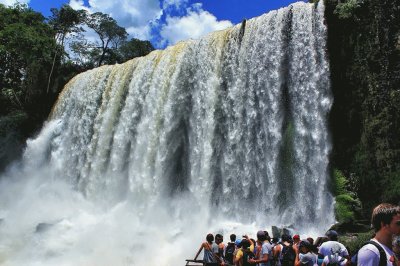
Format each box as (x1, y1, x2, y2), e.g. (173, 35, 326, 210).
(350, 240, 387, 266)
(225, 242, 235, 264)
(281, 243, 296, 266)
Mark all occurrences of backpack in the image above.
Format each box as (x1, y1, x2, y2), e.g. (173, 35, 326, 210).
(350, 240, 387, 266)
(281, 243, 296, 266)
(225, 242, 235, 264)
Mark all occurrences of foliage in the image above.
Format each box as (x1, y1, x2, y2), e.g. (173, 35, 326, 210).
(85, 12, 127, 66)
(327, 0, 400, 216)
(339, 230, 374, 255)
(0, 3, 56, 116)
(118, 38, 155, 61)
(333, 169, 362, 223)
(334, 0, 363, 19)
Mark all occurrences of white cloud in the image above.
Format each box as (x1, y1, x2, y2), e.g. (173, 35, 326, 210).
(68, 0, 162, 40)
(160, 4, 233, 46)
(0, 0, 30, 6)
(66, 0, 233, 49)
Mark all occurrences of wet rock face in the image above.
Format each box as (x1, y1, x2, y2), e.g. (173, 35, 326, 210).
(326, 0, 400, 212)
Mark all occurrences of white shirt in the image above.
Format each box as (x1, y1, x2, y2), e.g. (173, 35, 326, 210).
(319, 241, 349, 257)
(357, 239, 394, 266)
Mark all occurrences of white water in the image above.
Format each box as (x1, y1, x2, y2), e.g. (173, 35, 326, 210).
(0, 2, 334, 265)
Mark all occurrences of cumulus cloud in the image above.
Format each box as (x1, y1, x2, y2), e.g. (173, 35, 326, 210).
(160, 4, 233, 46)
(0, 0, 30, 6)
(68, 0, 162, 40)
(66, 0, 233, 49)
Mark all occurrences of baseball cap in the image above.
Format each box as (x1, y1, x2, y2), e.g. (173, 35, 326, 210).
(257, 230, 266, 238)
(299, 239, 311, 249)
(325, 230, 338, 238)
(293, 234, 300, 240)
(235, 239, 242, 246)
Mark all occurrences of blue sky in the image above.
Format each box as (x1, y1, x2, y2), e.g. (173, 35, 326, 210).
(1, 0, 305, 48)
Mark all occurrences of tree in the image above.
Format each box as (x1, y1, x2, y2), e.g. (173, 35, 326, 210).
(46, 5, 86, 93)
(119, 38, 154, 62)
(0, 3, 55, 115)
(86, 12, 127, 66)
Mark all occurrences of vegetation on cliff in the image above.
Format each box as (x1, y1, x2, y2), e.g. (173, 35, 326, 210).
(325, 0, 400, 217)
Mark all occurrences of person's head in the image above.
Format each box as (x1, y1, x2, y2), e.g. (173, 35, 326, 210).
(299, 239, 311, 253)
(230, 234, 236, 242)
(281, 234, 291, 243)
(206, 233, 214, 243)
(257, 230, 266, 242)
(215, 234, 223, 244)
(307, 237, 314, 245)
(240, 239, 251, 249)
(371, 203, 400, 233)
(235, 239, 242, 247)
(325, 230, 338, 241)
(272, 237, 279, 244)
(293, 234, 300, 243)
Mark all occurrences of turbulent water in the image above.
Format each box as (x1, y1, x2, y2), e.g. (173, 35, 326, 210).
(0, 2, 334, 265)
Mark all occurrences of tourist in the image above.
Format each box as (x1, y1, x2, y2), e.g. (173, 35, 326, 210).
(225, 234, 237, 265)
(318, 230, 349, 262)
(194, 233, 223, 266)
(295, 239, 318, 266)
(249, 230, 273, 265)
(235, 239, 254, 266)
(357, 203, 400, 266)
(280, 234, 296, 266)
(216, 234, 226, 262)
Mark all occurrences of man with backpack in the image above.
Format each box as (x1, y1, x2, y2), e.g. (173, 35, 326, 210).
(357, 203, 400, 266)
(279, 234, 296, 266)
(225, 234, 237, 265)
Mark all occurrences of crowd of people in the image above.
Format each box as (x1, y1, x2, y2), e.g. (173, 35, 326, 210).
(190, 203, 400, 266)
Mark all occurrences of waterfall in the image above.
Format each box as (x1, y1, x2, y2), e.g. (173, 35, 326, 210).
(0, 2, 334, 265)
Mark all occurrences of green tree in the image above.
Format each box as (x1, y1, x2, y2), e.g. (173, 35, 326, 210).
(118, 38, 154, 62)
(86, 12, 127, 66)
(46, 4, 86, 93)
(0, 3, 55, 115)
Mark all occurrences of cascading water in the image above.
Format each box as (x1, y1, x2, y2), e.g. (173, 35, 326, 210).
(0, 1, 334, 265)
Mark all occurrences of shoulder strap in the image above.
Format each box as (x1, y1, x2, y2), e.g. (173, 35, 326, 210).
(366, 240, 387, 266)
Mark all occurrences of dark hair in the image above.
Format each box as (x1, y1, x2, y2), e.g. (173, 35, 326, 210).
(281, 234, 291, 242)
(216, 234, 223, 240)
(241, 239, 251, 249)
(230, 234, 236, 242)
(371, 203, 400, 232)
(206, 233, 214, 243)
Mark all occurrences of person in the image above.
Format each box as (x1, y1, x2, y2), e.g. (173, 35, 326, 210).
(293, 235, 301, 253)
(249, 230, 273, 266)
(235, 239, 254, 266)
(194, 233, 224, 266)
(273, 237, 284, 266)
(225, 234, 237, 265)
(280, 234, 296, 266)
(357, 203, 400, 266)
(318, 230, 349, 261)
(295, 239, 318, 266)
(216, 234, 226, 262)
